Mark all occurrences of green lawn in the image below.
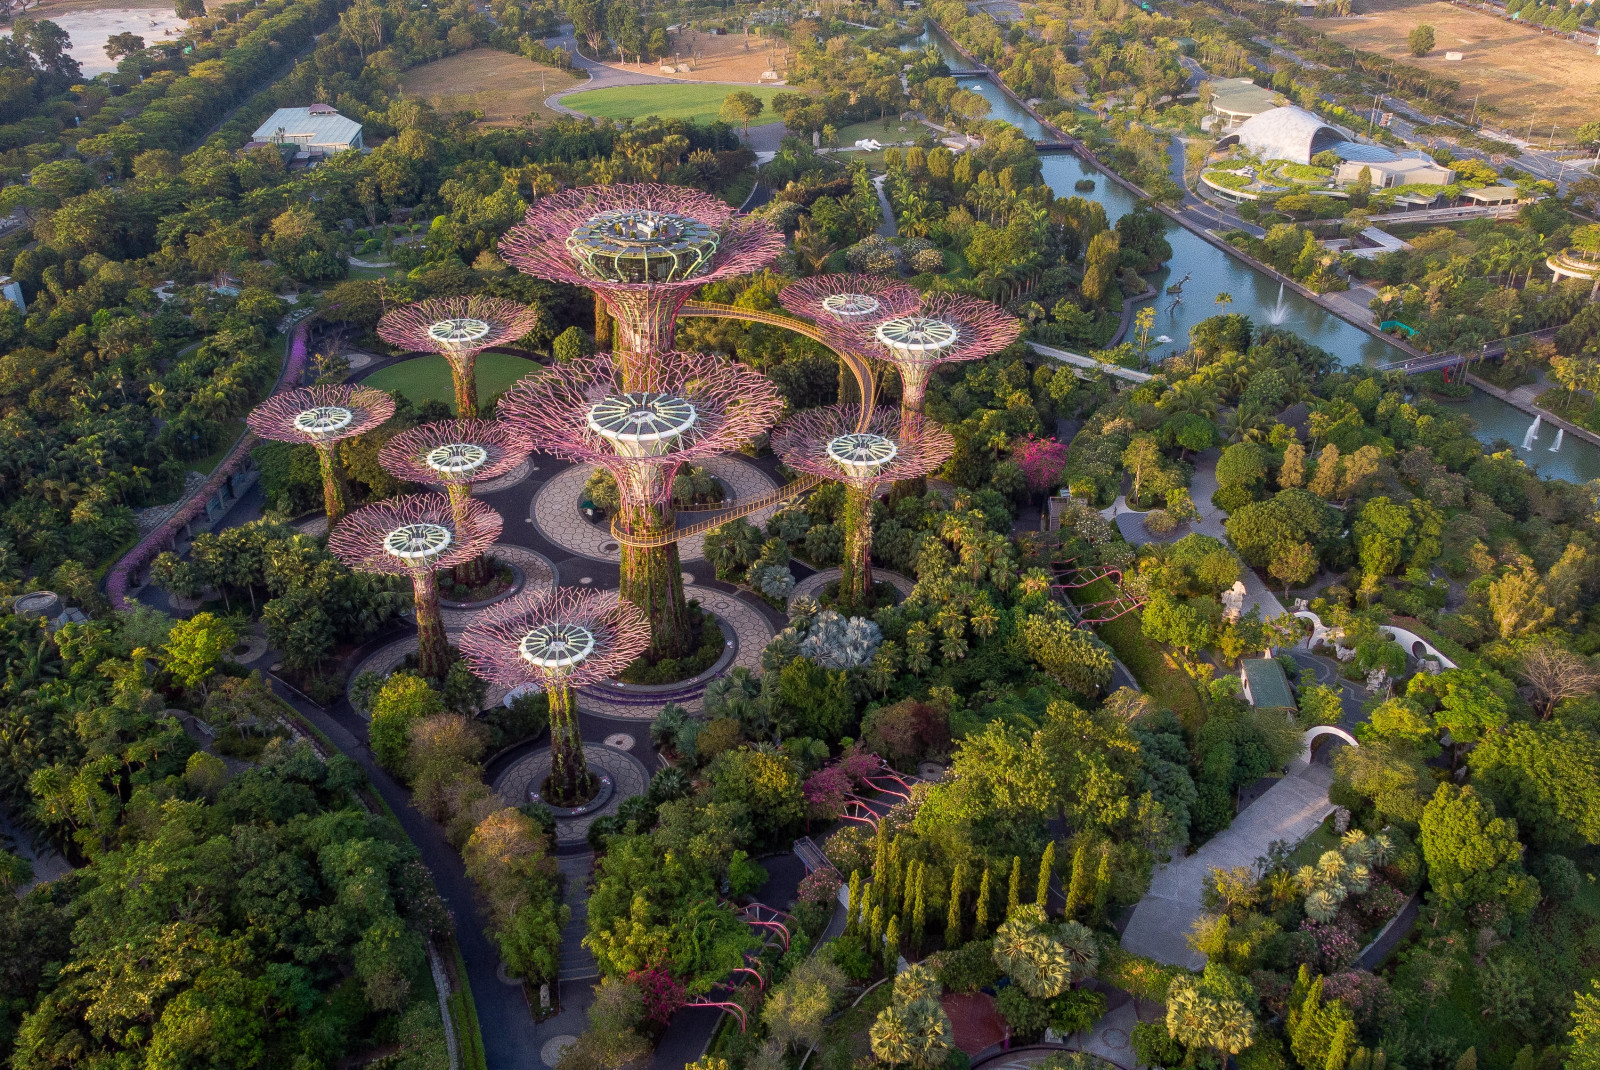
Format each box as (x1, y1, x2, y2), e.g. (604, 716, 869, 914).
(363, 353, 542, 413)
(830, 117, 921, 147)
(561, 83, 786, 123)
(1070, 576, 1204, 725)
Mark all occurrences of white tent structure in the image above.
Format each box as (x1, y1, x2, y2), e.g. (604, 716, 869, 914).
(1217, 105, 1349, 165)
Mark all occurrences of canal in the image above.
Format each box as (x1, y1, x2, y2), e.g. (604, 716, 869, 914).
(903, 26, 1599, 481)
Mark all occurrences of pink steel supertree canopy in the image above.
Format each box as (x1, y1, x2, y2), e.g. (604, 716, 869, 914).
(497, 350, 782, 660)
(376, 296, 540, 418)
(329, 493, 503, 680)
(378, 419, 533, 587)
(772, 405, 953, 607)
(247, 384, 396, 524)
(777, 274, 922, 345)
(498, 183, 784, 384)
(830, 289, 1022, 417)
(460, 587, 650, 805)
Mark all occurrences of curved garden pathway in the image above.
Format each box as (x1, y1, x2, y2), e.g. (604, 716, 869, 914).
(791, 566, 915, 602)
(530, 455, 778, 564)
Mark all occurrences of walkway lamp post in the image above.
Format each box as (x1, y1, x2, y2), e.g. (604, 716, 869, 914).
(378, 419, 533, 588)
(377, 296, 540, 418)
(771, 406, 953, 607)
(461, 588, 649, 805)
(328, 494, 503, 680)
(247, 384, 395, 525)
(497, 350, 782, 661)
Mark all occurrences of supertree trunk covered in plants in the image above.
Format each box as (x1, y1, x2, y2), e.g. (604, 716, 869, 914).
(781, 282, 1017, 498)
(498, 183, 783, 384)
(771, 406, 954, 608)
(377, 296, 540, 418)
(328, 493, 502, 680)
(378, 419, 533, 588)
(247, 384, 396, 526)
(460, 587, 649, 805)
(496, 350, 782, 661)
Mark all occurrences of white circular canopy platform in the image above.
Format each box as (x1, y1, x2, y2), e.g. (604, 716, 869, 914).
(587, 392, 698, 458)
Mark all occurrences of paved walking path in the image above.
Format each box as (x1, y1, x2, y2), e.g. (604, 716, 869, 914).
(1187, 451, 1286, 619)
(1121, 760, 1334, 968)
(557, 853, 599, 982)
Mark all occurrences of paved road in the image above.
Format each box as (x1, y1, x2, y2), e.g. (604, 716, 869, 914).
(1166, 133, 1266, 239)
(270, 681, 544, 1070)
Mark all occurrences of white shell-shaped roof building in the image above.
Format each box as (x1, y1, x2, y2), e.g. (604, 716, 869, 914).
(1217, 106, 1350, 166)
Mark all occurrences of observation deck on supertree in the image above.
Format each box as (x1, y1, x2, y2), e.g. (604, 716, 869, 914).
(247, 384, 395, 524)
(776, 274, 923, 405)
(787, 285, 1021, 418)
(496, 350, 783, 660)
(460, 588, 649, 806)
(328, 493, 503, 680)
(378, 419, 533, 587)
(498, 183, 784, 384)
(771, 406, 953, 607)
(376, 296, 539, 419)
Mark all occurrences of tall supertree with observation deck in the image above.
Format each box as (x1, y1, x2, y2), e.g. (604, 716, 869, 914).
(830, 289, 1022, 420)
(460, 588, 649, 806)
(772, 406, 953, 607)
(247, 384, 395, 525)
(497, 183, 784, 384)
(497, 350, 783, 661)
(377, 296, 539, 418)
(329, 493, 503, 680)
(378, 419, 532, 587)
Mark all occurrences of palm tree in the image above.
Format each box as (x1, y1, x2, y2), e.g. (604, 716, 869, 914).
(870, 1004, 917, 1067)
(1214, 291, 1233, 313)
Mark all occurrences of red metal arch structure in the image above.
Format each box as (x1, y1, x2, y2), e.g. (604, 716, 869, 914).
(1049, 546, 1146, 627)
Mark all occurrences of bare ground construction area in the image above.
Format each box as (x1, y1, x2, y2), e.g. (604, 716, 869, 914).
(398, 48, 586, 126)
(1311, 0, 1600, 131)
(603, 28, 788, 84)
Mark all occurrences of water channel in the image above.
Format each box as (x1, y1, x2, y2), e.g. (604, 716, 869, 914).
(902, 27, 1599, 481)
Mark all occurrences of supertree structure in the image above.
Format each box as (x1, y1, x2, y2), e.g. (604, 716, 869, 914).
(376, 296, 540, 418)
(460, 587, 649, 805)
(247, 384, 395, 524)
(498, 183, 784, 384)
(378, 419, 533, 587)
(847, 290, 1022, 419)
(777, 274, 923, 405)
(772, 406, 953, 607)
(328, 493, 503, 680)
(497, 350, 783, 661)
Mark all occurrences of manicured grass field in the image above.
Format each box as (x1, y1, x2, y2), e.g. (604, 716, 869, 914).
(561, 83, 785, 124)
(364, 353, 542, 413)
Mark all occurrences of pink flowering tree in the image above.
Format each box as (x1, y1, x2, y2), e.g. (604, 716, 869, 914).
(1012, 435, 1071, 496)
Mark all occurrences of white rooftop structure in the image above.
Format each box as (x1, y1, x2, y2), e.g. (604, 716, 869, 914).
(1218, 105, 1349, 166)
(252, 104, 364, 155)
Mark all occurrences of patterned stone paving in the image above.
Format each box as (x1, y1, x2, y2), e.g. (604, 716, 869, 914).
(573, 587, 774, 719)
(475, 458, 536, 494)
(438, 544, 556, 629)
(529, 455, 778, 564)
(296, 515, 329, 537)
(791, 567, 915, 603)
(491, 742, 650, 847)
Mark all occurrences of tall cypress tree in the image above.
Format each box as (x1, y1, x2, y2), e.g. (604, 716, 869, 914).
(1007, 855, 1022, 919)
(1065, 838, 1094, 917)
(946, 863, 965, 945)
(1091, 842, 1112, 923)
(884, 915, 901, 974)
(873, 819, 889, 885)
(1036, 841, 1056, 912)
(846, 870, 863, 935)
(911, 868, 927, 950)
(975, 866, 992, 935)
